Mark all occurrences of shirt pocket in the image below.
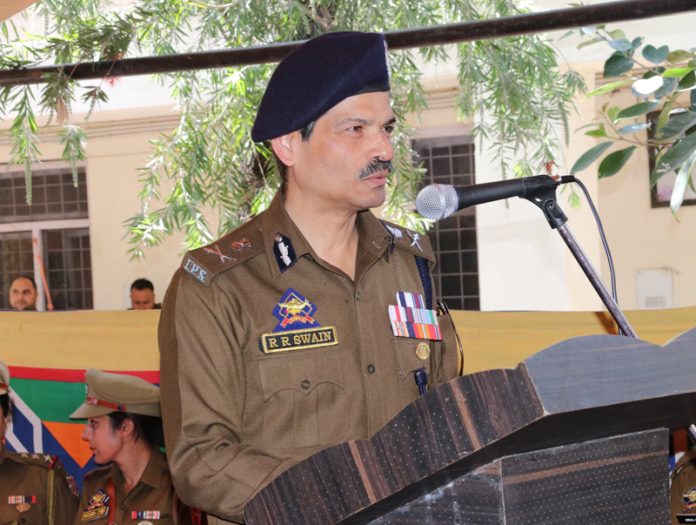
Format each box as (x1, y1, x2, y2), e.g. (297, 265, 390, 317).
(257, 350, 346, 449)
(0, 501, 45, 525)
(393, 338, 434, 406)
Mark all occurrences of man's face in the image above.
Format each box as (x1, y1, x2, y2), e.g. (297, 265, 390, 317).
(130, 288, 156, 310)
(286, 91, 395, 213)
(8, 277, 37, 311)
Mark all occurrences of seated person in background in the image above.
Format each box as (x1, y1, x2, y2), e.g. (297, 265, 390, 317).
(0, 360, 78, 524)
(8, 275, 38, 311)
(129, 278, 161, 310)
(70, 369, 204, 525)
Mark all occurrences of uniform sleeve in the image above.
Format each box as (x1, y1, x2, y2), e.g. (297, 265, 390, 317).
(159, 269, 295, 523)
(434, 307, 463, 383)
(49, 463, 79, 525)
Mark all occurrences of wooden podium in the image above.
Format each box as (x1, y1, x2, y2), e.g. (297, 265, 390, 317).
(245, 328, 696, 524)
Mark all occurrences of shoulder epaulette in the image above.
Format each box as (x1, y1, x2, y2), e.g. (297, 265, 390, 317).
(17, 452, 59, 468)
(181, 219, 265, 287)
(380, 220, 435, 262)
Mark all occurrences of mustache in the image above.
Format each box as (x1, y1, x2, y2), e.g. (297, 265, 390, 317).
(359, 159, 393, 180)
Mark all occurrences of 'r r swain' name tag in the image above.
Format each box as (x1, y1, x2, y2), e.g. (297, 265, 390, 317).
(260, 326, 338, 353)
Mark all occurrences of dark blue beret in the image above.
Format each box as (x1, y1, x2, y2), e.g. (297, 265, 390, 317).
(251, 31, 390, 142)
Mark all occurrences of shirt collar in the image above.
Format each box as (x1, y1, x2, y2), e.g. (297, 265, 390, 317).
(111, 448, 168, 491)
(260, 192, 394, 279)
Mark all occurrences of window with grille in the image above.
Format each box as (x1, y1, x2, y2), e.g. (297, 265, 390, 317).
(0, 164, 92, 310)
(413, 136, 479, 310)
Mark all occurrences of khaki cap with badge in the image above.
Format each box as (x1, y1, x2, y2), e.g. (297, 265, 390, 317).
(70, 368, 161, 419)
(0, 360, 9, 394)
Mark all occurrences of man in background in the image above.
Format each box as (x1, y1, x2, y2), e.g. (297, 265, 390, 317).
(129, 278, 160, 310)
(8, 276, 37, 311)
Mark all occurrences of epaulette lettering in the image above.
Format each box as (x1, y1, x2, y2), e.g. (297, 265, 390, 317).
(183, 258, 209, 284)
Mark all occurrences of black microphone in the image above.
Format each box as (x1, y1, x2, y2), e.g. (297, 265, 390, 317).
(416, 175, 574, 220)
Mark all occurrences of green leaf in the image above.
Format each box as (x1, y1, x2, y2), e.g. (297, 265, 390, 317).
(608, 39, 632, 52)
(667, 49, 693, 64)
(585, 78, 633, 97)
(598, 146, 636, 178)
(617, 101, 661, 119)
(656, 111, 696, 141)
(630, 37, 644, 52)
(570, 141, 613, 174)
(655, 132, 696, 175)
(642, 44, 669, 64)
(607, 106, 621, 123)
(678, 71, 696, 91)
(577, 37, 604, 50)
(670, 149, 696, 213)
(663, 67, 694, 79)
(654, 77, 679, 98)
(585, 124, 608, 138)
(618, 122, 651, 135)
(603, 52, 634, 78)
(654, 101, 675, 137)
(608, 29, 626, 40)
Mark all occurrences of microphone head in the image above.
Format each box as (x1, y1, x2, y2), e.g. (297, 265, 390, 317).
(416, 184, 458, 220)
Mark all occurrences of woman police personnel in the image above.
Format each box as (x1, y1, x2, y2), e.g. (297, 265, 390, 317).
(70, 369, 204, 525)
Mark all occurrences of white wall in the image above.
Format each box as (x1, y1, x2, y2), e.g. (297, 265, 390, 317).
(0, 105, 187, 310)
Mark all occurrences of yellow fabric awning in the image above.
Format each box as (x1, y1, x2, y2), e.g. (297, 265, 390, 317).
(1, 307, 694, 372)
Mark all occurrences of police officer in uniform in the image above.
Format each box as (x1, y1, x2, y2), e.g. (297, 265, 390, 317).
(71, 369, 204, 525)
(0, 360, 78, 525)
(159, 31, 463, 524)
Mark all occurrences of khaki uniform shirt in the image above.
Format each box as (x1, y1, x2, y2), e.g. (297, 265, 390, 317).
(0, 446, 78, 525)
(671, 450, 696, 524)
(74, 449, 199, 525)
(159, 192, 461, 524)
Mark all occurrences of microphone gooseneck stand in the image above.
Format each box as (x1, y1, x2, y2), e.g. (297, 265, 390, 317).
(524, 186, 638, 338)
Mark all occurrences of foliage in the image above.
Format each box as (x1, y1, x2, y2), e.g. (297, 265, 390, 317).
(572, 26, 696, 214)
(0, 0, 583, 257)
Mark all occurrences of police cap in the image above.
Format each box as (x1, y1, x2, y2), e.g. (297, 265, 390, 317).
(70, 368, 160, 419)
(251, 31, 390, 142)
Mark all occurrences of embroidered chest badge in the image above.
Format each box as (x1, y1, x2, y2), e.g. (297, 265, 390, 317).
(683, 487, 696, 511)
(259, 288, 338, 353)
(389, 291, 442, 341)
(80, 488, 110, 522)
